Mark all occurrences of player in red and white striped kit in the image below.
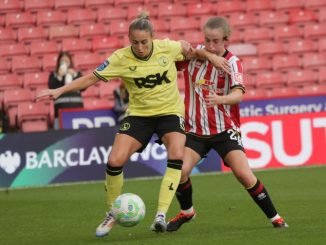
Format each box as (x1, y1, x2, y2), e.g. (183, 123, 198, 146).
(167, 17, 288, 231)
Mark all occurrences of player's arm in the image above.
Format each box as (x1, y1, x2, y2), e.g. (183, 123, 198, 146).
(205, 87, 244, 108)
(179, 40, 230, 75)
(36, 73, 99, 100)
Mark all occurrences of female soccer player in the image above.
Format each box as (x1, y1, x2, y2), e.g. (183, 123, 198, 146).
(36, 13, 229, 237)
(166, 16, 288, 232)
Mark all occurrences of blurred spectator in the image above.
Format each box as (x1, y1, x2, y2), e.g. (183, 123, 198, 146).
(48, 51, 83, 129)
(113, 83, 129, 123)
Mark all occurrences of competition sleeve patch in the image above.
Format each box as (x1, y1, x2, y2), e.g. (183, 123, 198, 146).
(96, 60, 110, 71)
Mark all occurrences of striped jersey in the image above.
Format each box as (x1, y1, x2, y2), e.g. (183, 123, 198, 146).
(93, 39, 185, 117)
(178, 47, 245, 136)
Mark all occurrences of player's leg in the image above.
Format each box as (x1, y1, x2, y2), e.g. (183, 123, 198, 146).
(221, 130, 288, 228)
(96, 133, 142, 237)
(150, 115, 185, 232)
(96, 116, 152, 237)
(166, 146, 200, 232)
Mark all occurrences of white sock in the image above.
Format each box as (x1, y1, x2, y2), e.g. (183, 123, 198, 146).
(181, 206, 194, 214)
(270, 214, 281, 222)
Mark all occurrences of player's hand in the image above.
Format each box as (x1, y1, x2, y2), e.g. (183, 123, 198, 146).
(209, 56, 231, 75)
(204, 92, 223, 107)
(36, 89, 60, 101)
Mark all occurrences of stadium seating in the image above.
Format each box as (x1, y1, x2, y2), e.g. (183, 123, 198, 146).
(228, 43, 257, 57)
(157, 3, 187, 19)
(298, 84, 326, 96)
(230, 12, 258, 29)
(0, 43, 29, 58)
(244, 27, 274, 43)
(83, 98, 115, 110)
(81, 85, 100, 99)
(42, 53, 58, 72)
(275, 0, 305, 10)
(305, 0, 326, 9)
(288, 9, 318, 26)
(30, 40, 60, 56)
(109, 20, 129, 36)
(246, 0, 275, 13)
(62, 38, 91, 53)
(24, 0, 55, 12)
(304, 23, 326, 39)
(186, 3, 215, 17)
(92, 36, 121, 54)
(242, 56, 273, 74)
(127, 5, 158, 20)
(67, 9, 97, 26)
(258, 42, 286, 56)
(37, 10, 66, 27)
(265, 87, 300, 99)
(287, 70, 318, 87)
(288, 40, 317, 54)
(18, 26, 48, 42)
(54, 0, 84, 10)
(183, 31, 204, 46)
(97, 7, 128, 22)
(273, 55, 302, 71)
(17, 102, 51, 132)
(73, 53, 102, 71)
(302, 53, 326, 69)
(217, 0, 246, 15)
(0, 0, 23, 13)
(79, 23, 108, 39)
(5, 12, 35, 28)
(11, 56, 42, 74)
(256, 72, 286, 89)
(23, 72, 49, 91)
(274, 25, 303, 41)
(259, 11, 289, 27)
(0, 58, 10, 74)
(84, 0, 114, 9)
(0, 28, 17, 44)
(49, 25, 79, 40)
(99, 81, 121, 99)
(169, 17, 200, 33)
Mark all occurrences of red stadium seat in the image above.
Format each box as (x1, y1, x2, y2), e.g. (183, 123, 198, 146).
(0, 43, 29, 58)
(183, 31, 204, 46)
(186, 3, 215, 17)
(37, 10, 66, 27)
(228, 44, 257, 57)
(157, 3, 187, 19)
(79, 23, 107, 39)
(49, 25, 79, 40)
(230, 12, 258, 29)
(3, 89, 34, 128)
(54, 0, 84, 10)
(259, 11, 289, 27)
(243, 73, 256, 88)
(67, 9, 97, 25)
(84, 0, 114, 9)
(0, 0, 23, 13)
(0, 74, 22, 110)
(73, 52, 102, 71)
(81, 85, 100, 99)
(302, 53, 326, 69)
(265, 87, 300, 99)
(109, 20, 129, 36)
(273, 55, 301, 71)
(256, 72, 285, 89)
(5, 12, 35, 28)
(17, 102, 51, 132)
(288, 40, 317, 54)
(244, 27, 274, 43)
(92, 36, 121, 53)
(258, 42, 286, 56)
(305, 0, 326, 9)
(229, 30, 243, 43)
(246, 0, 275, 12)
(30, 40, 60, 56)
(115, 0, 144, 7)
(288, 9, 318, 26)
(97, 7, 128, 22)
(217, 0, 246, 15)
(23, 72, 49, 90)
(24, 0, 55, 12)
(11, 56, 42, 74)
(275, 0, 305, 10)
(319, 38, 326, 52)
(319, 8, 326, 23)
(242, 56, 273, 73)
(0, 58, 10, 74)
(62, 38, 91, 53)
(169, 17, 200, 33)
(18, 27, 48, 42)
(0, 28, 16, 44)
(243, 88, 268, 101)
(127, 5, 158, 20)
(318, 69, 326, 84)
(83, 98, 114, 110)
(287, 70, 318, 87)
(150, 19, 170, 33)
(42, 53, 58, 72)
(304, 23, 326, 39)
(99, 81, 121, 99)
(298, 84, 326, 96)
(274, 25, 303, 41)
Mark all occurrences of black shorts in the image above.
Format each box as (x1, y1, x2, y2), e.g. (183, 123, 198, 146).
(186, 129, 245, 162)
(119, 115, 185, 152)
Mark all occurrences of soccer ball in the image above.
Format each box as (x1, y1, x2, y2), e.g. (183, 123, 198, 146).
(111, 193, 146, 227)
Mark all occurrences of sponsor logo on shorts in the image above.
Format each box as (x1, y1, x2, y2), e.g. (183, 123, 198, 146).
(120, 122, 130, 131)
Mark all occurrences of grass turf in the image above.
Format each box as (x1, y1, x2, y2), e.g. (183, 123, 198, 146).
(1, 165, 326, 245)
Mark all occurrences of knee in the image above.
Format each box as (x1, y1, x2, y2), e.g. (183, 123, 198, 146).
(108, 154, 124, 167)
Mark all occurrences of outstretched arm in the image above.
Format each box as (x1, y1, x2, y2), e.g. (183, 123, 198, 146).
(36, 73, 99, 100)
(179, 40, 231, 75)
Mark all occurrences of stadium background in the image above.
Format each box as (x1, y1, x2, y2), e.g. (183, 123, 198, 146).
(0, 0, 325, 189)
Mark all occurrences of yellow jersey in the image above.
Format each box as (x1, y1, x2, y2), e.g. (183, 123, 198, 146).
(93, 39, 185, 117)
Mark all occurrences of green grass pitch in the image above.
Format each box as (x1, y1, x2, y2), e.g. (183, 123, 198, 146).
(1, 166, 326, 245)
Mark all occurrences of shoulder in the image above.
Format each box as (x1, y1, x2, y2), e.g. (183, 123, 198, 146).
(154, 39, 181, 50)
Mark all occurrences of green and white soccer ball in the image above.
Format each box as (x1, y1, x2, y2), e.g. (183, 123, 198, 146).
(111, 193, 146, 227)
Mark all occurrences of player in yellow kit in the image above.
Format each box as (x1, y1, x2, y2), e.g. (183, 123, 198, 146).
(36, 12, 229, 237)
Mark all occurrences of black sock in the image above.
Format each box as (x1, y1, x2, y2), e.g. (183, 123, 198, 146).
(176, 178, 193, 210)
(247, 179, 278, 219)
